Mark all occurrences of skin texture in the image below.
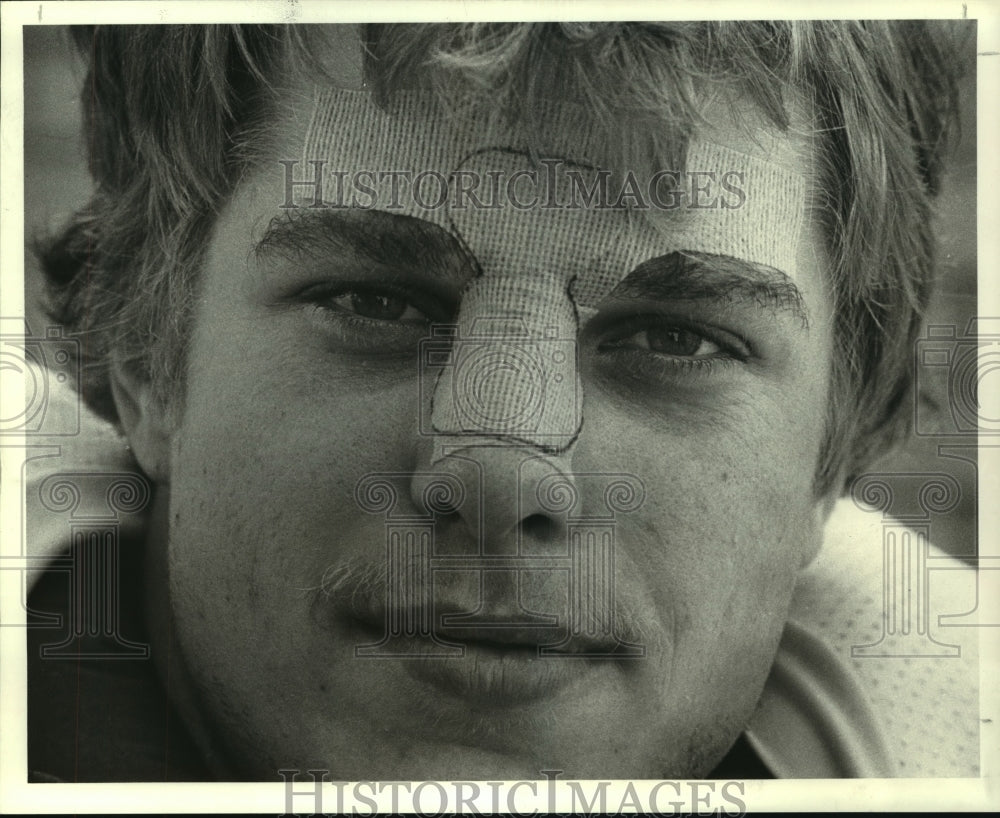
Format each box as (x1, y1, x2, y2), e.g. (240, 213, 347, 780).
(120, 72, 836, 780)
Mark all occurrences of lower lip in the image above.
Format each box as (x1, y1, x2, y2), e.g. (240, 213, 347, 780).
(402, 642, 602, 706)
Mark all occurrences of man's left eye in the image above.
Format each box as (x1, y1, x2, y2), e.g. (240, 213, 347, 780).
(609, 326, 722, 358)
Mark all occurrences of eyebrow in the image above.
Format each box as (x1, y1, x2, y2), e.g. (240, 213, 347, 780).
(612, 252, 810, 328)
(254, 208, 809, 325)
(253, 208, 476, 281)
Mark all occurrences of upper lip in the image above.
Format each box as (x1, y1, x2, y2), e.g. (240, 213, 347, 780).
(320, 557, 644, 657)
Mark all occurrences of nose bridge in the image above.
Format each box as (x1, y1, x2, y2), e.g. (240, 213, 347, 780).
(429, 272, 582, 453)
(418, 190, 586, 546)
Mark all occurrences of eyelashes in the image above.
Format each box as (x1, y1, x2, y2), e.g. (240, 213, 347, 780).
(300, 279, 453, 322)
(316, 289, 430, 324)
(584, 305, 752, 387)
(297, 284, 753, 388)
(597, 318, 748, 364)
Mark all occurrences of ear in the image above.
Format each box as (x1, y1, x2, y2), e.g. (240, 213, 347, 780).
(109, 359, 173, 483)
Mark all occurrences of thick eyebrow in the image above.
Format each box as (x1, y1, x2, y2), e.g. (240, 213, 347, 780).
(612, 252, 810, 327)
(255, 210, 808, 325)
(253, 208, 476, 281)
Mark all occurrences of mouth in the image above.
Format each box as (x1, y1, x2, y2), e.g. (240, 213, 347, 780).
(317, 552, 648, 708)
(346, 609, 634, 706)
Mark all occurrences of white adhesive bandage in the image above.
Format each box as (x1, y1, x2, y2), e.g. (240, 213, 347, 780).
(299, 88, 808, 457)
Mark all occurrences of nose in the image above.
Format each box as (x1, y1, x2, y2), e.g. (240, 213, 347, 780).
(409, 442, 577, 554)
(428, 273, 582, 452)
(414, 266, 583, 551)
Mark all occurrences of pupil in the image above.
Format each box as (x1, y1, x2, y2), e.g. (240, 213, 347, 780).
(648, 327, 701, 356)
(351, 292, 407, 320)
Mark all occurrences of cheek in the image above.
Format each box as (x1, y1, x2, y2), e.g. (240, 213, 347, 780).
(575, 374, 825, 684)
(162, 324, 422, 621)
(622, 438, 814, 645)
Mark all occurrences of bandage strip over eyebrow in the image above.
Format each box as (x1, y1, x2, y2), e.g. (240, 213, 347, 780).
(300, 88, 808, 453)
(301, 89, 808, 289)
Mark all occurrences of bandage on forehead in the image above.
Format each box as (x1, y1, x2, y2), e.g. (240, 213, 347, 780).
(300, 88, 808, 453)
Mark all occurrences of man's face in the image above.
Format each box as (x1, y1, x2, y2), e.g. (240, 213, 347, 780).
(136, 65, 835, 780)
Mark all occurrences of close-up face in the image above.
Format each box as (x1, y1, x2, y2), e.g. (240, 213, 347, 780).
(130, 38, 837, 781)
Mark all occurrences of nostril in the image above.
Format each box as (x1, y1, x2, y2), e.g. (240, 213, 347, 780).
(520, 513, 560, 541)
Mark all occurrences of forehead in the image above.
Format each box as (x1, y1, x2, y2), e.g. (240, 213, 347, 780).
(253, 25, 827, 319)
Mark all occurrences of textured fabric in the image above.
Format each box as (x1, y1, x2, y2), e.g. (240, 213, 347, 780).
(746, 620, 897, 777)
(776, 499, 981, 777)
(300, 89, 808, 287)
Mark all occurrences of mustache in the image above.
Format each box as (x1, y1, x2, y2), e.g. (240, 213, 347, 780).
(305, 551, 661, 654)
(315, 555, 390, 609)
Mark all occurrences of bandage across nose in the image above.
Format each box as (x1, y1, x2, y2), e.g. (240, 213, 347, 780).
(300, 88, 808, 453)
(428, 273, 581, 450)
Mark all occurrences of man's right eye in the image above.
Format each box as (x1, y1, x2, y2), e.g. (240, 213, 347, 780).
(321, 289, 431, 324)
(294, 281, 454, 355)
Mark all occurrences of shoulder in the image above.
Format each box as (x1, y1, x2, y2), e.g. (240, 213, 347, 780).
(772, 497, 980, 777)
